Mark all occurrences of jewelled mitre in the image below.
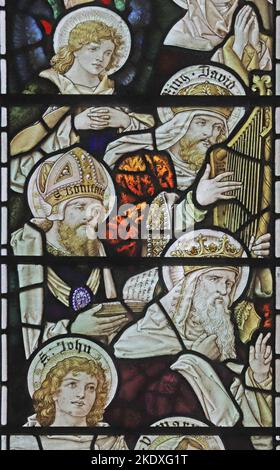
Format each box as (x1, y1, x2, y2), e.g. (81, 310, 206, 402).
(28, 147, 115, 221)
(162, 229, 249, 303)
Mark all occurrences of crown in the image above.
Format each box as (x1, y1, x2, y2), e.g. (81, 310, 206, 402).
(37, 148, 108, 213)
(172, 82, 233, 119)
(171, 234, 243, 276)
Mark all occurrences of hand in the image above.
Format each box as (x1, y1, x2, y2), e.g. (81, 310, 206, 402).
(74, 107, 131, 130)
(249, 234, 271, 258)
(196, 164, 242, 207)
(249, 333, 272, 383)
(84, 107, 131, 130)
(232, 6, 255, 59)
(248, 13, 261, 51)
(73, 108, 96, 131)
(192, 333, 220, 361)
(70, 304, 129, 337)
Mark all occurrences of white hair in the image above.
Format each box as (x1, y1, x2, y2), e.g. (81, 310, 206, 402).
(192, 280, 237, 360)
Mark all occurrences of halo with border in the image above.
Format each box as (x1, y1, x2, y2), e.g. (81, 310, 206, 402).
(158, 65, 246, 134)
(53, 6, 131, 75)
(27, 337, 118, 407)
(135, 416, 225, 450)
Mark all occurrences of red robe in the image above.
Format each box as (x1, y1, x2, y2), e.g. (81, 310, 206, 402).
(104, 354, 253, 450)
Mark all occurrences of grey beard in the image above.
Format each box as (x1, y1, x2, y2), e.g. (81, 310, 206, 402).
(192, 292, 237, 361)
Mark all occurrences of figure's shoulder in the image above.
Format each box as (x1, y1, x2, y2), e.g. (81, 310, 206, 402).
(11, 222, 44, 256)
(22, 74, 59, 95)
(39, 68, 65, 92)
(10, 415, 40, 449)
(9, 435, 39, 450)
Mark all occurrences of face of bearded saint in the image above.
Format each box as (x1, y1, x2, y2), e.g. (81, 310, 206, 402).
(191, 269, 237, 361)
(177, 114, 226, 172)
(56, 197, 105, 256)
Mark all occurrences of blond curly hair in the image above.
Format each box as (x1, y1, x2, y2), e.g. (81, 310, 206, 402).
(33, 356, 108, 426)
(51, 21, 123, 74)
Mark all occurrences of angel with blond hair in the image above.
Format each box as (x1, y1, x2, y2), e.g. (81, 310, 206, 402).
(10, 6, 154, 192)
(10, 338, 127, 450)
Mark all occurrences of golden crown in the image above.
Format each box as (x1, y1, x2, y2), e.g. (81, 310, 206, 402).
(37, 148, 108, 211)
(171, 234, 243, 276)
(172, 82, 233, 119)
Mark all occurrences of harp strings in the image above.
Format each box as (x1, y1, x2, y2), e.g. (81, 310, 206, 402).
(216, 108, 264, 246)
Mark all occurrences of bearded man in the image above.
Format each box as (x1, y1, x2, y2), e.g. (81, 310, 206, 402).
(104, 98, 244, 256)
(11, 147, 131, 358)
(105, 231, 272, 450)
(105, 105, 231, 190)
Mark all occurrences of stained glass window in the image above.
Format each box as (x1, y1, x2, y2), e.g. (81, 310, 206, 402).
(1, 0, 279, 459)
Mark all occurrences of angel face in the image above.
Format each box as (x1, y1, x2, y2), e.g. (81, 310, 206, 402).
(53, 372, 98, 419)
(73, 40, 115, 76)
(51, 18, 126, 78)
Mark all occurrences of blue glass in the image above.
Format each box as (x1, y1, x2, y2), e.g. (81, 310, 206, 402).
(12, 14, 42, 49)
(116, 64, 137, 86)
(130, 32, 144, 63)
(15, 53, 33, 82)
(28, 46, 49, 71)
(128, 0, 152, 26)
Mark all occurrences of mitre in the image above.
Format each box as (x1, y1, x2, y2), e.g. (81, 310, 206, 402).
(27, 147, 115, 221)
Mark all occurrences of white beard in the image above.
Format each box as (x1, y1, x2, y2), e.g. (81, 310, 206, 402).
(192, 290, 237, 361)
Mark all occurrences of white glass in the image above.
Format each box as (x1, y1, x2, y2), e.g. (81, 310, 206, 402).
(1, 298, 7, 330)
(1, 334, 7, 382)
(1, 385, 7, 425)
